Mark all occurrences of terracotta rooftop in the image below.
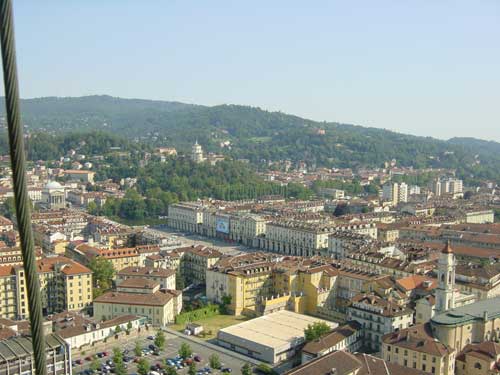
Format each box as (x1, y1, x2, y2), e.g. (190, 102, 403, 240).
(118, 266, 175, 278)
(285, 350, 427, 375)
(94, 290, 173, 307)
(382, 323, 454, 357)
(302, 321, 362, 355)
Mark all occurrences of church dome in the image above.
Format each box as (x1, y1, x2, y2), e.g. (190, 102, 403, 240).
(44, 181, 63, 190)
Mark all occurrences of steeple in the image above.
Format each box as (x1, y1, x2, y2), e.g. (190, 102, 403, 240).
(442, 240, 453, 254)
(435, 241, 456, 314)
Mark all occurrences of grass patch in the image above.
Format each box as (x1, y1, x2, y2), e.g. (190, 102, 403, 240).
(169, 315, 250, 341)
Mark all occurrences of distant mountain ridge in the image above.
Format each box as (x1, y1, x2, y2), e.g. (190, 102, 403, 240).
(1, 95, 499, 183)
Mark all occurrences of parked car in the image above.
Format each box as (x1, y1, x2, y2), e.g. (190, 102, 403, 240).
(221, 368, 232, 373)
(194, 355, 202, 362)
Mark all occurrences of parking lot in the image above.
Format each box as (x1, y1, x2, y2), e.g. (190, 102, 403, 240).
(72, 331, 252, 375)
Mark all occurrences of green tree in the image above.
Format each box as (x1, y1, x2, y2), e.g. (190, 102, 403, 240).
(0, 197, 16, 219)
(88, 257, 115, 296)
(112, 347, 126, 375)
(90, 357, 100, 373)
(209, 354, 221, 369)
(154, 330, 166, 350)
(137, 358, 150, 375)
(242, 363, 252, 375)
(114, 325, 122, 334)
(119, 189, 146, 220)
(256, 363, 274, 374)
(178, 343, 192, 359)
(164, 366, 177, 375)
(126, 321, 133, 333)
(188, 362, 196, 375)
(304, 322, 331, 341)
(134, 341, 142, 357)
(87, 201, 98, 215)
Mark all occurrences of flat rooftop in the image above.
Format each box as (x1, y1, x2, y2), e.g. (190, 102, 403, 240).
(218, 310, 337, 350)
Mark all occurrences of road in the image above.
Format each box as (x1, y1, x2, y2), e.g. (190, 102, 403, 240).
(72, 331, 252, 375)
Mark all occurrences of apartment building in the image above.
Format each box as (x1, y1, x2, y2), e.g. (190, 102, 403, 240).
(68, 243, 141, 271)
(168, 202, 204, 233)
(382, 323, 456, 375)
(327, 231, 375, 259)
(262, 221, 336, 257)
(64, 169, 95, 183)
(347, 293, 414, 351)
(228, 214, 267, 246)
(0, 255, 92, 320)
(206, 252, 382, 318)
(383, 183, 407, 205)
(181, 245, 222, 285)
(0, 334, 71, 375)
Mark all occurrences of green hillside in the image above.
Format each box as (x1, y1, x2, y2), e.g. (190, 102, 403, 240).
(1, 95, 499, 183)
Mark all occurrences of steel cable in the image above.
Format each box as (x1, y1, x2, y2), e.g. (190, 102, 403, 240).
(0, 1, 47, 374)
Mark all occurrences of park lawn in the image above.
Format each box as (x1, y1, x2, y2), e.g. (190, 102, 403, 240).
(169, 314, 250, 340)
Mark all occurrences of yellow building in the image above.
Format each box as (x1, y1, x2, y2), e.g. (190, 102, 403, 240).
(430, 296, 500, 353)
(181, 245, 222, 285)
(0, 255, 92, 320)
(93, 282, 181, 326)
(382, 323, 456, 375)
(456, 342, 500, 375)
(68, 243, 141, 272)
(206, 252, 340, 317)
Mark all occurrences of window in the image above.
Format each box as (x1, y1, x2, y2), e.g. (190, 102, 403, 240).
(474, 363, 482, 370)
(431, 367, 435, 374)
(422, 365, 426, 371)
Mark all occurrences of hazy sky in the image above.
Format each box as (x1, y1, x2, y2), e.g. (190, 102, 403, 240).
(5, 1, 500, 141)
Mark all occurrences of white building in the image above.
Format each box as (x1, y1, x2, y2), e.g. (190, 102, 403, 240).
(398, 182, 408, 203)
(347, 293, 414, 351)
(217, 310, 337, 364)
(191, 141, 205, 163)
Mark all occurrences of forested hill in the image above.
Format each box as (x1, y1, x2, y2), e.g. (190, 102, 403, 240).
(1, 95, 499, 182)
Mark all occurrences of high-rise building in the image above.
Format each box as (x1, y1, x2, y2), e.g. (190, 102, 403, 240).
(382, 183, 399, 205)
(382, 182, 408, 205)
(398, 182, 408, 203)
(432, 177, 463, 196)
